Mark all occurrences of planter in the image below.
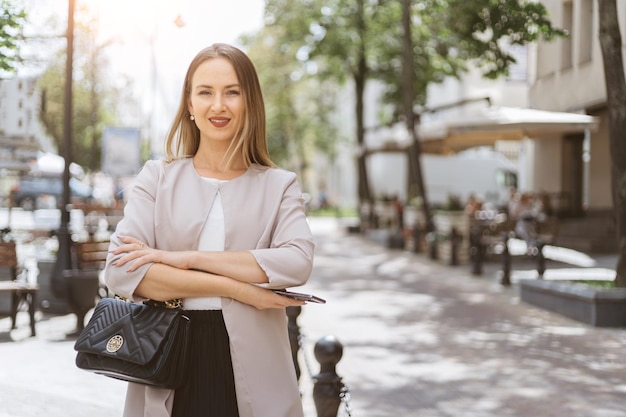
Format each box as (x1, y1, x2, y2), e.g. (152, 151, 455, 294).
(63, 269, 100, 336)
(37, 260, 72, 315)
(519, 279, 626, 327)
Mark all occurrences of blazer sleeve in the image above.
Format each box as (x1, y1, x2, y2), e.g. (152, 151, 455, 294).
(103, 160, 160, 301)
(249, 173, 316, 289)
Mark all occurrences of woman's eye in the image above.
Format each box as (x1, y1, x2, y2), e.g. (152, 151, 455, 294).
(227, 90, 240, 96)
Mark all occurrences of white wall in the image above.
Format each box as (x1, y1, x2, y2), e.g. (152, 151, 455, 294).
(528, 136, 562, 192)
(588, 114, 612, 209)
(366, 153, 408, 201)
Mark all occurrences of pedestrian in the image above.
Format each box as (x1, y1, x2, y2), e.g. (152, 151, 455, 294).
(464, 193, 483, 218)
(104, 43, 316, 417)
(512, 192, 538, 245)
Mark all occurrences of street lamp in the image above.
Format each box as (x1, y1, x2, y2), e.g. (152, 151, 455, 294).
(49, 0, 75, 305)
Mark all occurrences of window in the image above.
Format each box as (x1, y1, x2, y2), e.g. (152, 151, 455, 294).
(497, 170, 518, 189)
(579, 0, 593, 63)
(507, 44, 528, 82)
(562, 0, 573, 70)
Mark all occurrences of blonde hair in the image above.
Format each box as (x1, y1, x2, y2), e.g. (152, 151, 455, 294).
(163, 43, 275, 168)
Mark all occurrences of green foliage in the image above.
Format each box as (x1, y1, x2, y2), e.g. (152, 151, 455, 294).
(372, 0, 470, 120)
(445, 0, 567, 79)
(261, 0, 566, 209)
(36, 5, 120, 172)
(240, 21, 342, 173)
(263, 0, 566, 125)
(308, 206, 359, 218)
(0, 0, 27, 76)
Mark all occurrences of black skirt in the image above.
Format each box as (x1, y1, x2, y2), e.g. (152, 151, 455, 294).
(171, 310, 239, 417)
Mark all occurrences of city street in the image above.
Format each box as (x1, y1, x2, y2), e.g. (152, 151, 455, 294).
(0, 215, 625, 416)
(299, 220, 626, 417)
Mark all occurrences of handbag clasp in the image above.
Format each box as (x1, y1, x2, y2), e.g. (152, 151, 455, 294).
(106, 335, 124, 353)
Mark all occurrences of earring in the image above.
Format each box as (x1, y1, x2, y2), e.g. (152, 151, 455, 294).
(190, 115, 195, 121)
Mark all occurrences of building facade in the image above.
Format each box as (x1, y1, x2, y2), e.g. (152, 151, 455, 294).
(0, 76, 55, 202)
(0, 76, 54, 166)
(530, 0, 623, 213)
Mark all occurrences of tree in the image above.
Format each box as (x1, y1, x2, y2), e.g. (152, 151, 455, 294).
(240, 25, 341, 193)
(598, 0, 626, 288)
(265, 0, 394, 226)
(0, 0, 27, 76)
(37, 4, 119, 172)
(377, 0, 566, 115)
(264, 0, 565, 226)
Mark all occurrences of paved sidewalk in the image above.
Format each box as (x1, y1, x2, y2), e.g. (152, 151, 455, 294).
(297, 218, 626, 417)
(1, 217, 625, 417)
(0, 313, 126, 417)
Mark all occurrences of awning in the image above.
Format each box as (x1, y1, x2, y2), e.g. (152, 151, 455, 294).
(417, 106, 600, 153)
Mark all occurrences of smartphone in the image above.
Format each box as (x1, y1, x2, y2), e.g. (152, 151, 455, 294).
(273, 289, 326, 304)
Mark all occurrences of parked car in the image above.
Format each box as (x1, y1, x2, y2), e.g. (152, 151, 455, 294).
(11, 175, 93, 210)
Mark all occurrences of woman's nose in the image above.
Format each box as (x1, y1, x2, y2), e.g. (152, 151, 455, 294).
(211, 94, 225, 112)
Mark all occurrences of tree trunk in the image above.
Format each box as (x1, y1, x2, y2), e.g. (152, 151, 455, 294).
(598, 0, 626, 287)
(354, 0, 373, 229)
(355, 70, 371, 204)
(401, 0, 433, 232)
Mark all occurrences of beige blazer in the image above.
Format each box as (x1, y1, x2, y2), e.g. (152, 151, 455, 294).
(104, 159, 315, 417)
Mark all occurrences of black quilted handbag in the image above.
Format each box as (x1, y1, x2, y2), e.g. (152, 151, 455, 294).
(74, 297, 191, 389)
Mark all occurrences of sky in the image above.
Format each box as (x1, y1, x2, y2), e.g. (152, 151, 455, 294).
(21, 0, 265, 77)
(19, 0, 266, 150)
(89, 0, 265, 80)
(89, 0, 266, 146)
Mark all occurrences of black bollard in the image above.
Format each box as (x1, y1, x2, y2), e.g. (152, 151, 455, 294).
(313, 335, 344, 417)
(427, 232, 438, 260)
(470, 229, 483, 276)
(412, 224, 421, 253)
(286, 305, 302, 381)
(536, 241, 546, 278)
(500, 233, 512, 286)
(450, 227, 461, 266)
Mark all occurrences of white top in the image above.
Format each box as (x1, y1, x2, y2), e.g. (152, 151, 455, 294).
(183, 177, 226, 310)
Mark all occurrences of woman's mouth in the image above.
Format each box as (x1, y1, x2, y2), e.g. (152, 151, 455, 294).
(209, 117, 230, 128)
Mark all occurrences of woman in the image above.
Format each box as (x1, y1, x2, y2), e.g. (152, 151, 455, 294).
(104, 43, 315, 417)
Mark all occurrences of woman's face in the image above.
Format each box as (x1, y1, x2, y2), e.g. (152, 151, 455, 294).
(188, 57, 243, 144)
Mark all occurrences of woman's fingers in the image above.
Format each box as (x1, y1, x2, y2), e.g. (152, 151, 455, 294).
(118, 235, 147, 248)
(238, 285, 305, 309)
(112, 236, 149, 255)
(111, 236, 153, 270)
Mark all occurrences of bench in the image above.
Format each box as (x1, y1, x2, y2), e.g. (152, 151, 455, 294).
(72, 239, 111, 298)
(469, 215, 560, 285)
(469, 215, 514, 274)
(62, 239, 111, 336)
(0, 241, 39, 337)
(500, 216, 560, 285)
(75, 239, 109, 270)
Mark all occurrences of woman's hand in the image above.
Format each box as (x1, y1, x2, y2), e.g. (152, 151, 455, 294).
(111, 235, 192, 272)
(234, 283, 305, 310)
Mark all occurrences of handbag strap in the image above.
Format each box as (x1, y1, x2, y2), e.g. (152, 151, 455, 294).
(115, 295, 183, 309)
